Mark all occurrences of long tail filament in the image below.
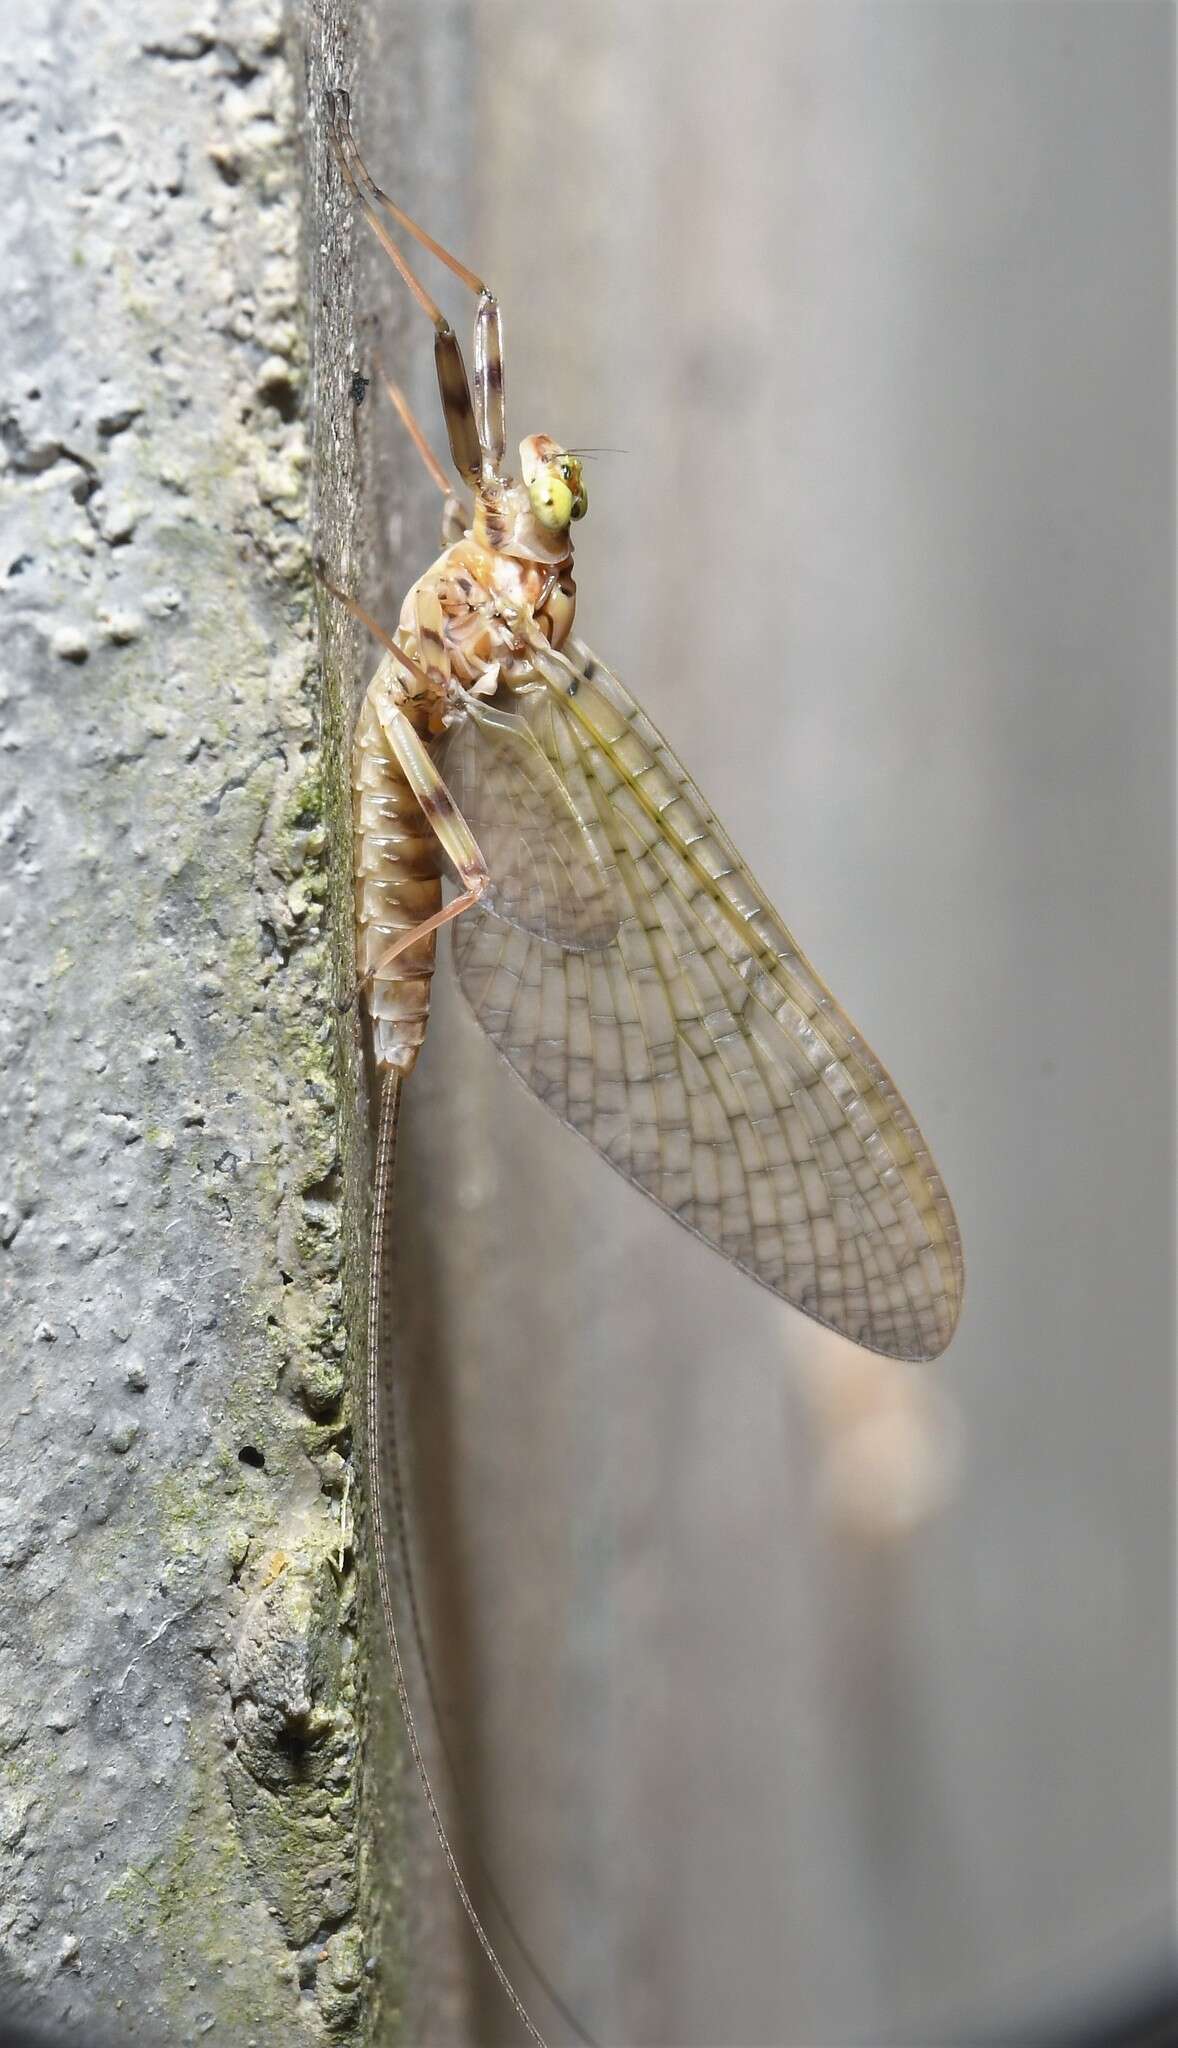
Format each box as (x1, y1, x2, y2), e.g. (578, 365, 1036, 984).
(367, 1068, 576, 2048)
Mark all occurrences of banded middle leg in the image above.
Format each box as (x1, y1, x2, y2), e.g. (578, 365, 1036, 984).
(315, 565, 492, 1002)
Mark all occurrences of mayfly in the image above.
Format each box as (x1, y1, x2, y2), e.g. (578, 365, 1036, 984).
(320, 89, 963, 2046)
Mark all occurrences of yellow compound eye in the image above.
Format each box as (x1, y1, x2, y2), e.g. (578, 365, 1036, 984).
(528, 469, 575, 530)
(564, 456, 586, 522)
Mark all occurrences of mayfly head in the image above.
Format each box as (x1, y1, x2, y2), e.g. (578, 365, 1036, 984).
(520, 434, 588, 531)
(473, 437, 586, 564)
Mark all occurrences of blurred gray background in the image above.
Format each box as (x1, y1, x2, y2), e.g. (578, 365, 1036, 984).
(348, 4, 1174, 2042)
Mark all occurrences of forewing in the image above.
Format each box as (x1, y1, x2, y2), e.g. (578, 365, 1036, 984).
(436, 693, 621, 949)
(451, 635, 963, 1362)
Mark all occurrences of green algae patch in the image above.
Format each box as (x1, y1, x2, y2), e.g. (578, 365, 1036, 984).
(153, 1467, 269, 1563)
(111, 1760, 312, 2041)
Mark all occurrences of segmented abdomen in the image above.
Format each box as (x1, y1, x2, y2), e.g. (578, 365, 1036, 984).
(353, 678, 440, 1075)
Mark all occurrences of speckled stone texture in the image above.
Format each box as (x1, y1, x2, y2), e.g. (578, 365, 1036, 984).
(0, 0, 384, 2040)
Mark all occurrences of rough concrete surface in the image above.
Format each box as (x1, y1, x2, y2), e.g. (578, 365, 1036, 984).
(0, 0, 386, 2040)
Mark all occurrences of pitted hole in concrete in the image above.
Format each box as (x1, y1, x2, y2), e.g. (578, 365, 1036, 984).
(238, 1445, 266, 1470)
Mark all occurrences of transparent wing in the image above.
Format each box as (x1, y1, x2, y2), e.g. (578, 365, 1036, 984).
(436, 693, 622, 949)
(451, 634, 964, 1362)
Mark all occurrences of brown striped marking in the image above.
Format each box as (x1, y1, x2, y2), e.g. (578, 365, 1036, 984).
(434, 326, 482, 484)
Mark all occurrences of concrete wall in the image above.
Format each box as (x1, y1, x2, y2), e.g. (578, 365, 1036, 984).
(0, 0, 386, 2039)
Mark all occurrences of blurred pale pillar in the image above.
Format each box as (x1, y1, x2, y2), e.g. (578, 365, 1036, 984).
(355, 5, 1174, 2042)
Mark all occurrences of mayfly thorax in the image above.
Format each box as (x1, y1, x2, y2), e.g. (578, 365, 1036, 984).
(319, 86, 964, 2047)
